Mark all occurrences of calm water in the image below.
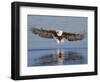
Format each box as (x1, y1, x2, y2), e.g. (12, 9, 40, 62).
(28, 48, 87, 67)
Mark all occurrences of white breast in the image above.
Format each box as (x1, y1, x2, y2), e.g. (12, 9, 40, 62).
(54, 37, 60, 44)
(53, 36, 64, 44)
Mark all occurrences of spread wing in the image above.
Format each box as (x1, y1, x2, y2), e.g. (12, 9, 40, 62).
(63, 32, 84, 41)
(31, 28, 56, 38)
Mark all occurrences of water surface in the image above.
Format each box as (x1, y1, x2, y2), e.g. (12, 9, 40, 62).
(28, 48, 87, 67)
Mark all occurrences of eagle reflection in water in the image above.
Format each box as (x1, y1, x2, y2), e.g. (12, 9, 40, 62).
(31, 48, 85, 66)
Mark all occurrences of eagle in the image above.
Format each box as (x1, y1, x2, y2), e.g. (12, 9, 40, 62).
(31, 28, 84, 44)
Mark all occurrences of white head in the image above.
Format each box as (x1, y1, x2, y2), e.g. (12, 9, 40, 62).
(56, 30, 63, 36)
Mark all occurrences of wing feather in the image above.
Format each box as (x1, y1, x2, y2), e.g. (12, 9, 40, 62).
(63, 32, 84, 41)
(31, 28, 56, 38)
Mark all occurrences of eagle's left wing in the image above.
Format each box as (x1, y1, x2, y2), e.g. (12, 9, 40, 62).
(63, 32, 84, 41)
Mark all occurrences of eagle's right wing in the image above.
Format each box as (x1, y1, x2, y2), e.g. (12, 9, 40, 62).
(31, 28, 56, 39)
